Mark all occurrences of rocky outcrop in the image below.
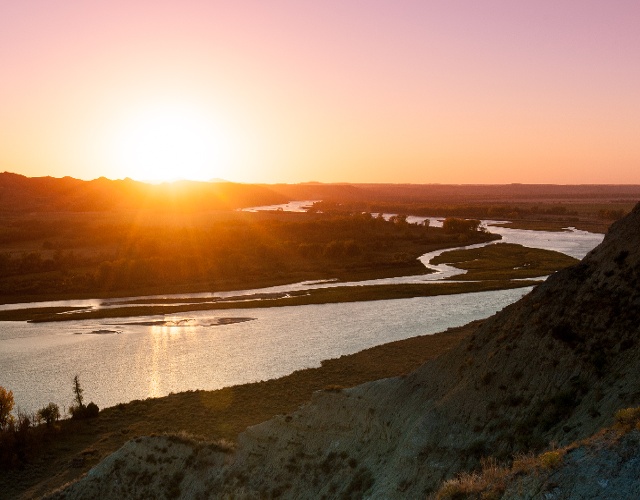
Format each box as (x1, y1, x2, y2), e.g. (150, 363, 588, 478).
(500, 429, 640, 500)
(51, 204, 640, 499)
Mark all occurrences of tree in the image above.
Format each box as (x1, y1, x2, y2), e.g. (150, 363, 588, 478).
(442, 217, 482, 234)
(85, 402, 100, 418)
(0, 386, 14, 430)
(70, 375, 100, 420)
(37, 403, 60, 427)
(389, 214, 408, 226)
(72, 374, 84, 410)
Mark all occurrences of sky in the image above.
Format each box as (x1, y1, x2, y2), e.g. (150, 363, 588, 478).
(1, 0, 639, 184)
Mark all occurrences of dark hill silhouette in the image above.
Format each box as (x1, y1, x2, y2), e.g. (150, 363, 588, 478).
(0, 172, 287, 212)
(3, 172, 640, 214)
(272, 181, 640, 204)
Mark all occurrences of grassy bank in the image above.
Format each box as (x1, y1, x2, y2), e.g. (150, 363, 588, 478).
(1, 321, 480, 499)
(0, 259, 431, 306)
(430, 243, 579, 280)
(0, 280, 538, 322)
(490, 219, 608, 233)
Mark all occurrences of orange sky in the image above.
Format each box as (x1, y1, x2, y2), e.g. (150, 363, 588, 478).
(1, 1, 639, 184)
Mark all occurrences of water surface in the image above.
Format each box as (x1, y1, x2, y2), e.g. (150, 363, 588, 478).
(0, 207, 604, 413)
(1, 288, 530, 413)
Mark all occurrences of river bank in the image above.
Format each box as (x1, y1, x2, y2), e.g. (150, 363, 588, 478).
(1, 320, 480, 499)
(1, 218, 602, 415)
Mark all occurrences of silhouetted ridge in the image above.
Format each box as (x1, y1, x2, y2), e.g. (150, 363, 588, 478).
(0, 172, 287, 212)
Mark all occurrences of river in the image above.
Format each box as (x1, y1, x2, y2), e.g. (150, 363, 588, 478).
(0, 209, 604, 414)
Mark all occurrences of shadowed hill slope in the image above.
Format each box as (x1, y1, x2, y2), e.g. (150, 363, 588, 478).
(435, 408, 640, 499)
(51, 203, 640, 499)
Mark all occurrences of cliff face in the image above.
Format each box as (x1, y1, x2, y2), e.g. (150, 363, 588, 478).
(51, 204, 640, 499)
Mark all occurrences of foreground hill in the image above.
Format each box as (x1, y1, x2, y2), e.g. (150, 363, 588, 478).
(51, 203, 640, 498)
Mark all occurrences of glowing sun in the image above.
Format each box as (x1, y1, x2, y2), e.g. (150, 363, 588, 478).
(113, 103, 232, 182)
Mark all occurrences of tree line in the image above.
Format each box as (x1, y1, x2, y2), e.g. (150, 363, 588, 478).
(0, 212, 493, 298)
(0, 377, 98, 469)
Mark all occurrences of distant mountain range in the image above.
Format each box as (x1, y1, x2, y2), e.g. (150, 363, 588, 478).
(0, 172, 286, 212)
(2, 171, 640, 213)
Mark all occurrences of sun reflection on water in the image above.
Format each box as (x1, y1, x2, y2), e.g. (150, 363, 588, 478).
(148, 321, 197, 399)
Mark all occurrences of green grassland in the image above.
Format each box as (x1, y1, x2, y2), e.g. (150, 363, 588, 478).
(429, 243, 579, 280)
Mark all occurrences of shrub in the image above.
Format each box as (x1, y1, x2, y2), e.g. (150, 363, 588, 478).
(437, 472, 493, 499)
(538, 450, 564, 469)
(510, 452, 538, 475)
(344, 467, 374, 496)
(323, 385, 344, 392)
(442, 218, 482, 234)
(68, 375, 99, 419)
(70, 401, 99, 420)
(85, 402, 100, 418)
(614, 407, 640, 428)
(0, 386, 14, 430)
(550, 322, 581, 346)
(37, 403, 61, 426)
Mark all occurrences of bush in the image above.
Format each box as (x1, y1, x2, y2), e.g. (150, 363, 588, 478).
(442, 218, 482, 234)
(538, 450, 564, 469)
(614, 407, 640, 428)
(37, 403, 61, 426)
(85, 402, 99, 418)
(550, 322, 581, 346)
(70, 401, 99, 420)
(68, 375, 99, 419)
(0, 386, 14, 430)
(323, 385, 344, 392)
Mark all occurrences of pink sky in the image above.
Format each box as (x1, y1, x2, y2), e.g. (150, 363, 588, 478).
(1, 1, 639, 183)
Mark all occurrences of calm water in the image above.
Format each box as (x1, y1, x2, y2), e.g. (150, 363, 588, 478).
(0, 212, 604, 414)
(2, 289, 531, 413)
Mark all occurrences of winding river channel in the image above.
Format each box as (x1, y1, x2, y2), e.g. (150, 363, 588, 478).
(0, 208, 603, 414)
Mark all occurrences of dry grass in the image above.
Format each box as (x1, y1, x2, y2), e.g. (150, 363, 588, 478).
(537, 449, 565, 470)
(614, 407, 640, 430)
(436, 458, 509, 500)
(434, 429, 603, 499)
(435, 404, 640, 499)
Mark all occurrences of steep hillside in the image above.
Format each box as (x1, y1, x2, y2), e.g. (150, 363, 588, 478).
(436, 407, 640, 499)
(51, 203, 640, 499)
